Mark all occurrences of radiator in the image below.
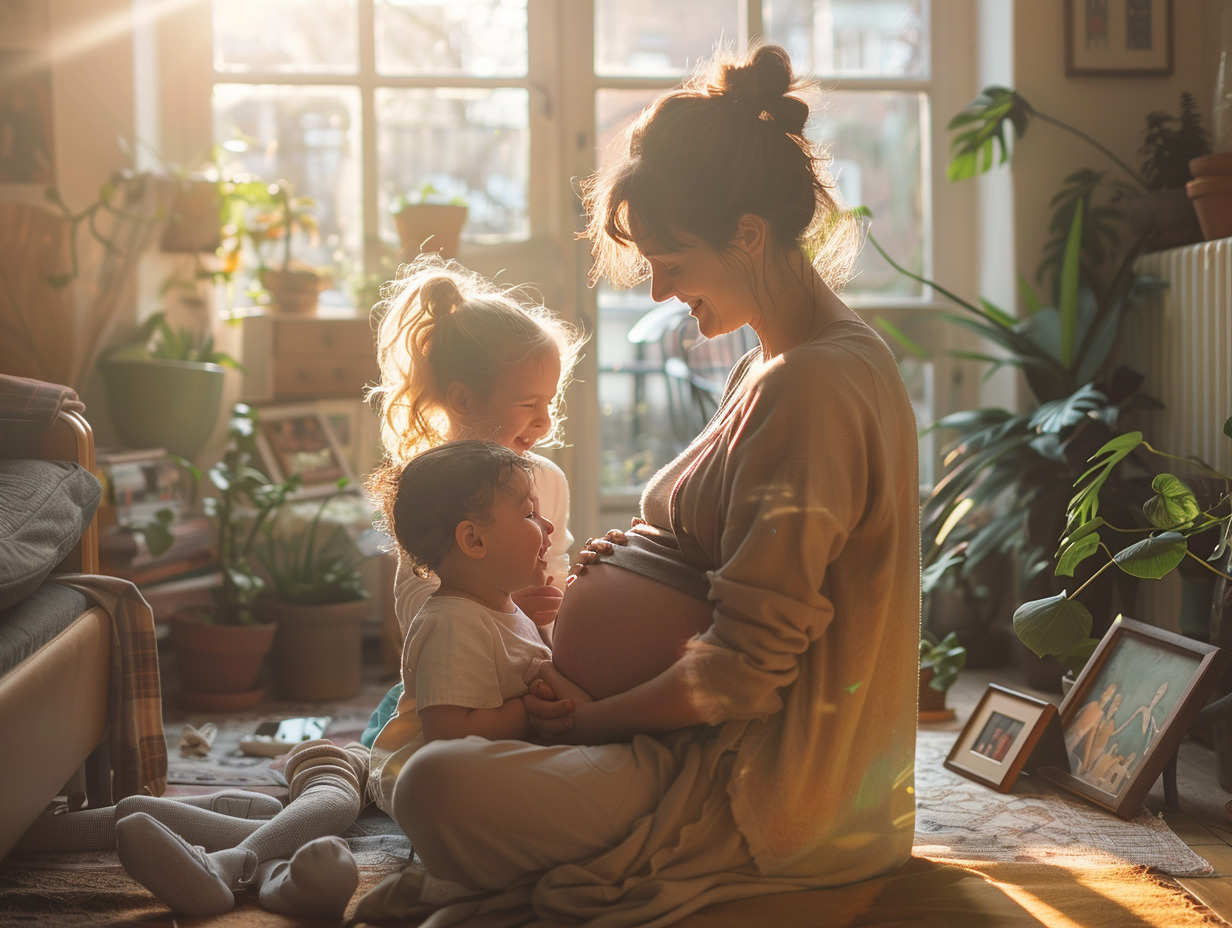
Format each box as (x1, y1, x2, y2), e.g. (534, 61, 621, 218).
(1129, 239, 1232, 475)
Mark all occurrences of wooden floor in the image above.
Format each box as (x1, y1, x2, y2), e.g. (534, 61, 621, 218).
(947, 666, 1232, 925)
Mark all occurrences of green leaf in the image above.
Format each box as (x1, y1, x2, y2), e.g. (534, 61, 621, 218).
(1013, 593, 1093, 659)
(874, 316, 930, 359)
(1056, 530, 1101, 577)
(1057, 199, 1084, 367)
(1112, 532, 1187, 579)
(1142, 474, 1200, 530)
(1066, 431, 1145, 528)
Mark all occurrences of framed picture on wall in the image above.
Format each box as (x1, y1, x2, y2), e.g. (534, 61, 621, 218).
(1065, 0, 1174, 77)
(945, 685, 1059, 793)
(1037, 616, 1226, 818)
(253, 403, 354, 498)
(0, 50, 55, 186)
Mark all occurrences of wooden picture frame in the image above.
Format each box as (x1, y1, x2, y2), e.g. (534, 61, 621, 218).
(253, 403, 354, 498)
(1038, 616, 1227, 818)
(945, 684, 1059, 793)
(1065, 0, 1173, 77)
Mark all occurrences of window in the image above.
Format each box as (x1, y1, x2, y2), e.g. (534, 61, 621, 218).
(180, 0, 975, 536)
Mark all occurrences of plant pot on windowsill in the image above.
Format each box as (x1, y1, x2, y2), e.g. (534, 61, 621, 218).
(260, 266, 329, 315)
(393, 203, 469, 261)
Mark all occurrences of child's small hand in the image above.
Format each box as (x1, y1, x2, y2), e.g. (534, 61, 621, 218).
(524, 663, 592, 741)
(512, 584, 564, 626)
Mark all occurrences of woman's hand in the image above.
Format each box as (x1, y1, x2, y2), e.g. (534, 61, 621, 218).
(567, 523, 640, 582)
(512, 584, 564, 626)
(524, 663, 593, 741)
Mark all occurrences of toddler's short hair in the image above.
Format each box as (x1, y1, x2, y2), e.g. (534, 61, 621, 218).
(366, 440, 537, 579)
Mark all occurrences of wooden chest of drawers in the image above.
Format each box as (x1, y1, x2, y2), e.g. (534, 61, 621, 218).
(239, 316, 379, 402)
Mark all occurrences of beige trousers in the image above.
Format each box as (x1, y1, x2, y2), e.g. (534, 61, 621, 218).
(391, 734, 680, 889)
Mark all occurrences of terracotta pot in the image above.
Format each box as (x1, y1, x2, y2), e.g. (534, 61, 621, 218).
(1189, 152, 1232, 177)
(394, 204, 468, 261)
(258, 598, 370, 700)
(1186, 174, 1232, 241)
(169, 615, 277, 710)
(260, 268, 328, 315)
(161, 179, 222, 254)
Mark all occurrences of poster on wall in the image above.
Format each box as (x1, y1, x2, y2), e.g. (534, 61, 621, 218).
(1065, 0, 1174, 77)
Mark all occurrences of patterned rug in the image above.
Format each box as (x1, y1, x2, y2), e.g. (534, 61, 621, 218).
(0, 725, 1218, 927)
(914, 729, 1213, 875)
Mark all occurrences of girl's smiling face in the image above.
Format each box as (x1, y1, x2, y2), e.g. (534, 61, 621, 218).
(450, 349, 562, 454)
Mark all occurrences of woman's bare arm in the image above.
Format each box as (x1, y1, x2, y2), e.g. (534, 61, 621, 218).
(528, 660, 709, 744)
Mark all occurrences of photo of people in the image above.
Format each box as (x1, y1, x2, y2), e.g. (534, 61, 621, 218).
(1063, 634, 1194, 796)
(260, 412, 347, 488)
(971, 711, 1025, 763)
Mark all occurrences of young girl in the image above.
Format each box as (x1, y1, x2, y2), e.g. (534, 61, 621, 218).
(360, 255, 584, 741)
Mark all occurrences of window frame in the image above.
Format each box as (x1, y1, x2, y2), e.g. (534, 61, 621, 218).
(148, 0, 982, 541)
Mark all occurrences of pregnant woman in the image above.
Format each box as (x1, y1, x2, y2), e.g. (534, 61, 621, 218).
(356, 42, 921, 927)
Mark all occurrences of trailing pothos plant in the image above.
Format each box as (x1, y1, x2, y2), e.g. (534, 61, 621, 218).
(1014, 420, 1232, 673)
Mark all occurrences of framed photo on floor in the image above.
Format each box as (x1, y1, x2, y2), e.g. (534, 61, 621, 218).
(1065, 0, 1173, 77)
(1038, 616, 1227, 818)
(253, 403, 354, 498)
(945, 684, 1059, 793)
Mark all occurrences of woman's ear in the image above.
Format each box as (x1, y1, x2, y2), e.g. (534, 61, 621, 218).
(454, 520, 487, 560)
(445, 381, 475, 420)
(734, 213, 768, 258)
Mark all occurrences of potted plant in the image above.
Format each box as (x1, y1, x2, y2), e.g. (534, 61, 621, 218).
(391, 182, 469, 261)
(215, 176, 329, 314)
(919, 631, 968, 722)
(1013, 420, 1232, 676)
(877, 87, 1192, 686)
(254, 486, 372, 701)
(98, 311, 240, 458)
(1130, 92, 1211, 251)
(168, 404, 298, 711)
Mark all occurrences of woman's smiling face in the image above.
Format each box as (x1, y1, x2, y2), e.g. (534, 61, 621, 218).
(634, 229, 756, 340)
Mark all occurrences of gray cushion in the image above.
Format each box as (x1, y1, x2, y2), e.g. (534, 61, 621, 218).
(0, 460, 101, 611)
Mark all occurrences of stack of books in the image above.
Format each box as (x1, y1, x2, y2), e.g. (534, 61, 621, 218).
(95, 448, 219, 603)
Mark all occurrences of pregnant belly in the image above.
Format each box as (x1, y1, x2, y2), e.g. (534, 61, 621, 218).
(551, 563, 713, 700)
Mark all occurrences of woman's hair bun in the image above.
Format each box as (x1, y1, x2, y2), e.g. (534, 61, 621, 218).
(721, 45, 807, 135)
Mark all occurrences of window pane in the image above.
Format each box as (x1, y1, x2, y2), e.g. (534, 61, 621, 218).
(213, 0, 358, 74)
(764, 0, 928, 77)
(213, 84, 362, 276)
(376, 88, 529, 242)
(594, 0, 741, 77)
(375, 0, 528, 77)
(810, 90, 925, 298)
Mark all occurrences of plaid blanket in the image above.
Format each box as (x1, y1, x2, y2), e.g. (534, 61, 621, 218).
(0, 373, 86, 426)
(48, 575, 168, 800)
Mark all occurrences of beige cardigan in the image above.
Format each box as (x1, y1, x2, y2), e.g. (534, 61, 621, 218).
(641, 318, 921, 879)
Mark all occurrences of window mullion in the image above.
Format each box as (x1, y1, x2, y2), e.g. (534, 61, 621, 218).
(358, 0, 378, 272)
